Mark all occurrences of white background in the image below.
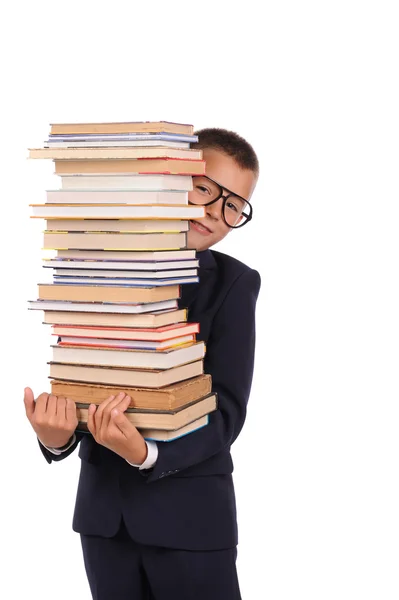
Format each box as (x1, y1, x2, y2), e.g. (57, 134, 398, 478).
(1, 1, 398, 598)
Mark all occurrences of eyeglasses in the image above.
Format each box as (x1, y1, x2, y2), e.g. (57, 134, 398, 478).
(189, 175, 253, 228)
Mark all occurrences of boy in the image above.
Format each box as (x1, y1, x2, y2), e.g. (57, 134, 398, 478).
(24, 128, 261, 600)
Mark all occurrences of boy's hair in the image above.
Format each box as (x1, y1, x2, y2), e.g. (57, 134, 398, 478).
(192, 128, 259, 175)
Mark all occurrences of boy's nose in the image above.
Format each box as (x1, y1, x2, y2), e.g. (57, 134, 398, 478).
(206, 198, 223, 220)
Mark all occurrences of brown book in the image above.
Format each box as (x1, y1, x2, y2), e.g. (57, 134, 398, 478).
(77, 414, 210, 441)
(42, 308, 187, 328)
(54, 158, 205, 176)
(42, 231, 188, 250)
(50, 121, 194, 136)
(38, 283, 180, 303)
(29, 146, 202, 160)
(51, 374, 212, 410)
(49, 359, 204, 388)
(75, 393, 217, 431)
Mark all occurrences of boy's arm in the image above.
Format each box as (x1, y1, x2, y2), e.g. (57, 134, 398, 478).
(38, 432, 84, 464)
(40, 433, 159, 470)
(145, 268, 261, 483)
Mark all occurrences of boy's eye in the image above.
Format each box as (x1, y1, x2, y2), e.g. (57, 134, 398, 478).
(226, 200, 239, 212)
(196, 185, 211, 195)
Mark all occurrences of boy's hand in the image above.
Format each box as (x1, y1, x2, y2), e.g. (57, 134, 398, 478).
(87, 392, 148, 465)
(24, 387, 78, 448)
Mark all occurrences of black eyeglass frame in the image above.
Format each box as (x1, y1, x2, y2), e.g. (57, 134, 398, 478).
(190, 175, 253, 229)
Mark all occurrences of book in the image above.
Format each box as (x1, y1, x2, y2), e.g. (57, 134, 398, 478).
(44, 219, 190, 233)
(54, 249, 196, 261)
(44, 258, 199, 270)
(140, 415, 209, 441)
(32, 204, 205, 220)
(49, 358, 204, 387)
(51, 322, 199, 341)
(60, 174, 194, 190)
(50, 373, 211, 409)
(76, 415, 210, 441)
(42, 231, 188, 250)
(30, 146, 202, 160)
(42, 307, 187, 328)
(47, 132, 197, 143)
(51, 340, 205, 369)
(51, 268, 197, 278)
(74, 393, 217, 431)
(29, 299, 178, 313)
(45, 190, 189, 204)
(52, 276, 198, 286)
(46, 140, 191, 149)
(38, 283, 180, 303)
(56, 333, 195, 350)
(49, 121, 194, 136)
(54, 158, 205, 176)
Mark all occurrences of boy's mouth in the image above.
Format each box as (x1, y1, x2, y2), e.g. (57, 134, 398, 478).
(189, 220, 213, 235)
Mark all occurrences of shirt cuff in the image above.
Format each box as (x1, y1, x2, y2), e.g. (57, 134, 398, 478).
(40, 434, 77, 455)
(126, 440, 158, 470)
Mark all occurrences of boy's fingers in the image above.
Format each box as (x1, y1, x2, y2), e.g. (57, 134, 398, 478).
(56, 396, 66, 418)
(94, 394, 116, 429)
(99, 393, 126, 437)
(23, 387, 35, 420)
(66, 398, 78, 423)
(87, 403, 97, 436)
(96, 393, 120, 417)
(111, 395, 132, 418)
(34, 393, 50, 417)
(111, 400, 132, 438)
(46, 395, 58, 418)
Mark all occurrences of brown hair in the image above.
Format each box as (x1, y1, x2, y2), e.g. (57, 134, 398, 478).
(192, 127, 259, 175)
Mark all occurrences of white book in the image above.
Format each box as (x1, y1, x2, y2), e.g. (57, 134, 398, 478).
(52, 268, 197, 278)
(44, 259, 199, 271)
(28, 299, 178, 313)
(31, 204, 205, 220)
(60, 174, 194, 191)
(54, 249, 197, 261)
(44, 219, 189, 233)
(52, 276, 199, 286)
(46, 140, 191, 148)
(47, 133, 198, 143)
(46, 190, 188, 204)
(51, 341, 206, 369)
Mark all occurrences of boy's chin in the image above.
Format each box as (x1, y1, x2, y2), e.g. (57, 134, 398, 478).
(187, 231, 213, 252)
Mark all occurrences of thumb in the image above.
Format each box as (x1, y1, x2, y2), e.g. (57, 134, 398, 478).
(23, 387, 35, 421)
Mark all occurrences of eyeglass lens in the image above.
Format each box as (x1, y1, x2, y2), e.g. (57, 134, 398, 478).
(190, 177, 250, 227)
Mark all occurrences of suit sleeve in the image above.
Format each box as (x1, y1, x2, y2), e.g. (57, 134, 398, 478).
(146, 268, 261, 482)
(38, 431, 85, 464)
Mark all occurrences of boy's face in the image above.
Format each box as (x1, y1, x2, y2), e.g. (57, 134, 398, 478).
(187, 148, 258, 252)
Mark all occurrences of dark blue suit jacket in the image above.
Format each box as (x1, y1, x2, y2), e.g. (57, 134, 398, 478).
(39, 249, 261, 551)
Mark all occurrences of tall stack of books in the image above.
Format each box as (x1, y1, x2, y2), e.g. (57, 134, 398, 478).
(28, 121, 217, 441)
